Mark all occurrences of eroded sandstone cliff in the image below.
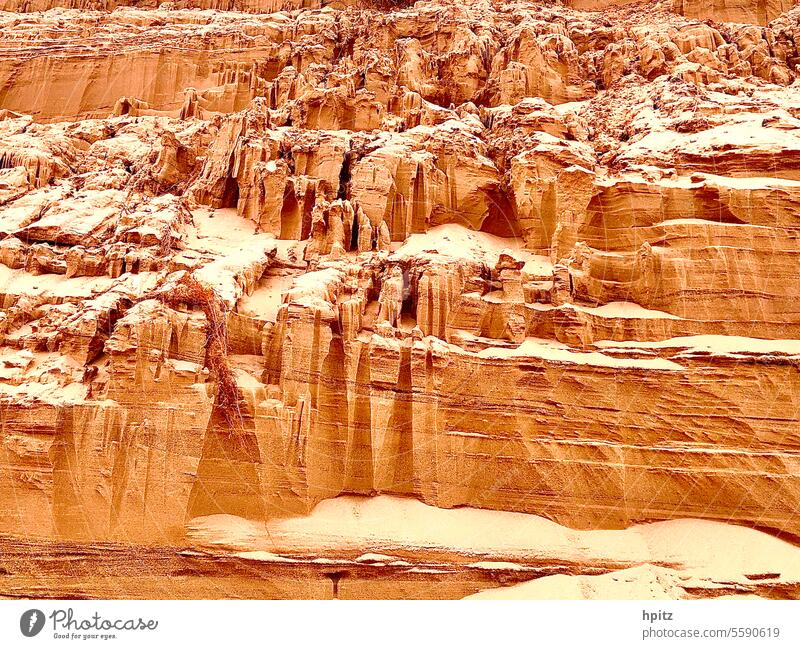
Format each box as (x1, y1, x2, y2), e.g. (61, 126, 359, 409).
(0, 0, 799, 598)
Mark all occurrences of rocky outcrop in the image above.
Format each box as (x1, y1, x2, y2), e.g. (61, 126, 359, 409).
(2, 1, 799, 123)
(1, 0, 800, 599)
(675, 0, 795, 25)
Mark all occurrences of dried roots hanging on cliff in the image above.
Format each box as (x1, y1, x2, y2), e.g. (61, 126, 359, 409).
(154, 273, 244, 433)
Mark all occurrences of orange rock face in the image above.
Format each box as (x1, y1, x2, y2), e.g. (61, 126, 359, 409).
(1, 0, 800, 599)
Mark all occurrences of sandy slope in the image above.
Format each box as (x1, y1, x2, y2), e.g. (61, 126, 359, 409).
(188, 495, 800, 599)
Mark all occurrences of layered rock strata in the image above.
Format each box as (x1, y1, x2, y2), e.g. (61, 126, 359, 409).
(0, 0, 799, 598)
